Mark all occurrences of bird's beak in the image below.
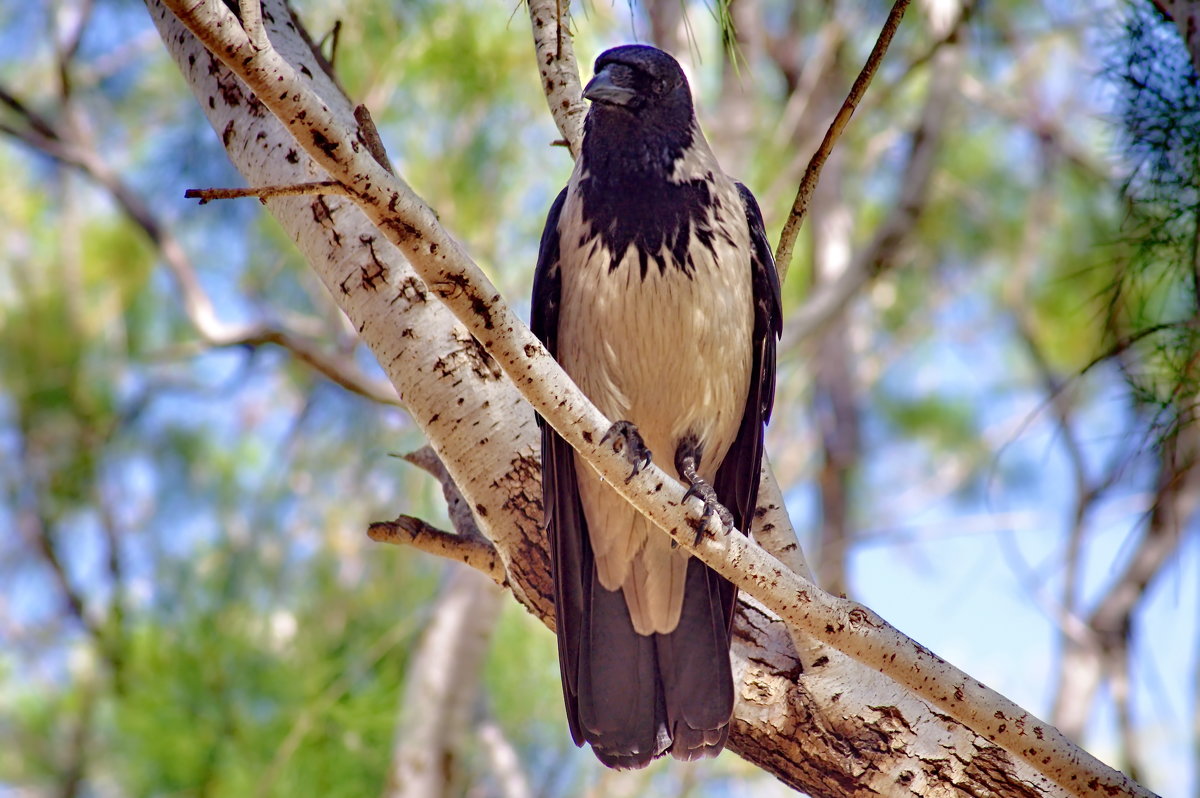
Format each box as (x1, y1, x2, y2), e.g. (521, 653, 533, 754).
(583, 66, 637, 107)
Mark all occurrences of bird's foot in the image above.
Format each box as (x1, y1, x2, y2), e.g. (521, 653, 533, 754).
(675, 438, 734, 545)
(601, 420, 653, 483)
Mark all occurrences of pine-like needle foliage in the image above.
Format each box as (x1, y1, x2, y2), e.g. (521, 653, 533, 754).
(1110, 1, 1200, 434)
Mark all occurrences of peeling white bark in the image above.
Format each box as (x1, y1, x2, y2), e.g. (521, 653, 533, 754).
(144, 1, 1156, 795)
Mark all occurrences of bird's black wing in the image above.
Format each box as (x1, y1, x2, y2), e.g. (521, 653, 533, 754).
(531, 187, 587, 745)
(531, 188, 567, 366)
(712, 182, 782, 624)
(716, 183, 782, 527)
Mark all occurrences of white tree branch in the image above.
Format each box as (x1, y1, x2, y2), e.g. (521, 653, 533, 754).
(527, 0, 587, 157)
(146, 1, 1154, 794)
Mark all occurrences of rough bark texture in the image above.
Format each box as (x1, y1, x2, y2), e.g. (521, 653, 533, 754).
(144, 2, 1155, 795)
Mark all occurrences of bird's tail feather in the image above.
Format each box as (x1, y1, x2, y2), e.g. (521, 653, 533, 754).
(575, 557, 734, 767)
(655, 557, 735, 760)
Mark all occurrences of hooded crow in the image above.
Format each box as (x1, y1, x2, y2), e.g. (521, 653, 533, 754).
(532, 44, 782, 768)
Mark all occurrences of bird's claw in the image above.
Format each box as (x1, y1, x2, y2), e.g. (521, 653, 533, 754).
(688, 493, 735, 545)
(679, 471, 734, 545)
(601, 420, 653, 483)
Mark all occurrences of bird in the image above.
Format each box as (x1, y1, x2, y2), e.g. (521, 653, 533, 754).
(531, 44, 782, 769)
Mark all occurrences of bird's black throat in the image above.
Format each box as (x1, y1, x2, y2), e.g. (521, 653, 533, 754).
(577, 113, 723, 280)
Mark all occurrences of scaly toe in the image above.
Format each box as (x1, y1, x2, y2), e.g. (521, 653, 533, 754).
(600, 420, 653, 483)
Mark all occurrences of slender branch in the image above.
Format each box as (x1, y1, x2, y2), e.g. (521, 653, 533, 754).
(477, 719, 533, 798)
(157, 3, 1153, 793)
(368, 518, 506, 585)
(780, 26, 951, 350)
(773, 0, 911, 282)
(238, 0, 268, 51)
(397, 446, 485, 539)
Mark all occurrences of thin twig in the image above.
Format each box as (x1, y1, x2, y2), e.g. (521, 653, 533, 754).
(780, 22, 950, 350)
(354, 104, 395, 175)
(239, 0, 268, 50)
(397, 446, 486, 542)
(773, 0, 911, 281)
(368, 518, 506, 585)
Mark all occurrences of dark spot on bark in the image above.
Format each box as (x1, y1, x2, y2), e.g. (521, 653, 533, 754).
(312, 197, 341, 247)
(432, 329, 502, 381)
(581, 431, 593, 443)
(811, 655, 829, 668)
(286, 149, 299, 163)
(429, 413, 439, 423)
(397, 276, 428, 305)
(475, 503, 488, 517)
(358, 234, 388, 290)
(300, 64, 313, 78)
(221, 120, 236, 147)
(382, 216, 422, 244)
(311, 128, 339, 158)
(434, 273, 494, 330)
(401, 328, 414, 338)
(524, 343, 538, 358)
(429, 241, 438, 254)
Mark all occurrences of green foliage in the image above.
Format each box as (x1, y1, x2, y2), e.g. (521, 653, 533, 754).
(1107, 2, 1200, 429)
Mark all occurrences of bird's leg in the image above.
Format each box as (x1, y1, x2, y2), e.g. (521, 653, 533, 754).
(674, 436, 735, 544)
(601, 420, 653, 483)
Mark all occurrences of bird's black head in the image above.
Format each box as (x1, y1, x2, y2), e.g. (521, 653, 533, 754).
(580, 45, 698, 178)
(583, 45, 694, 120)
